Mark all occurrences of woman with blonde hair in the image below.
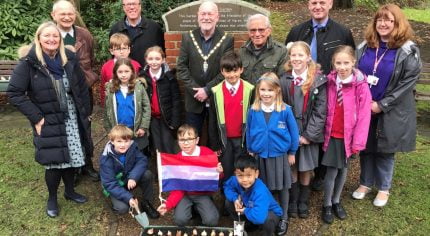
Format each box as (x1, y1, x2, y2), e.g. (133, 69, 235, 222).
(354, 4, 422, 207)
(280, 41, 327, 219)
(7, 21, 92, 217)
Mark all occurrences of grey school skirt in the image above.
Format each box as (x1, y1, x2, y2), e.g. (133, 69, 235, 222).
(322, 137, 348, 169)
(257, 154, 292, 191)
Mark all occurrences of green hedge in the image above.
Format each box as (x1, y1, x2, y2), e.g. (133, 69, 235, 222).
(0, 0, 51, 60)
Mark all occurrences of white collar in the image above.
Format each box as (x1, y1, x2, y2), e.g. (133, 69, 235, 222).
(182, 146, 201, 156)
(292, 69, 308, 86)
(225, 80, 240, 94)
(60, 28, 74, 38)
(150, 68, 162, 80)
(261, 103, 275, 112)
(336, 74, 353, 86)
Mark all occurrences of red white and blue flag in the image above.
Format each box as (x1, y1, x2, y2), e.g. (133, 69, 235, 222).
(157, 152, 219, 193)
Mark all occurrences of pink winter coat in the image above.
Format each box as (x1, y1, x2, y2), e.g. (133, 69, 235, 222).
(323, 69, 372, 158)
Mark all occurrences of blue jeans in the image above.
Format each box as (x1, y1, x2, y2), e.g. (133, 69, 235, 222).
(359, 152, 395, 191)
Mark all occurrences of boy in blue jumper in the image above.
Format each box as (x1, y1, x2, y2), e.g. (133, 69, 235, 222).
(100, 125, 159, 218)
(224, 155, 283, 236)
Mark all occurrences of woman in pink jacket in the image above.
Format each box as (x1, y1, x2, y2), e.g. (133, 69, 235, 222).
(321, 46, 371, 224)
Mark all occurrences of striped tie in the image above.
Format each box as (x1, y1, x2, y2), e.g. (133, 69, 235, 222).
(294, 76, 303, 86)
(337, 84, 343, 105)
(229, 87, 235, 96)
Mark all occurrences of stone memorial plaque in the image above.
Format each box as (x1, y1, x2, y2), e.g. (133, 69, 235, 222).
(162, 0, 269, 32)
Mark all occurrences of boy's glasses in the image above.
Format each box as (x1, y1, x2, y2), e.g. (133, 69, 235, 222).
(112, 47, 130, 52)
(178, 138, 197, 144)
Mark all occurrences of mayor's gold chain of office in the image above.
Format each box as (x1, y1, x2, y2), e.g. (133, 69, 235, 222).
(190, 30, 227, 73)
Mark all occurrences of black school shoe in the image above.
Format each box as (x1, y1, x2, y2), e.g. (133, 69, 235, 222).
(64, 192, 88, 203)
(298, 202, 309, 218)
(46, 199, 59, 218)
(332, 203, 347, 220)
(276, 219, 288, 235)
(141, 200, 160, 219)
(322, 206, 334, 224)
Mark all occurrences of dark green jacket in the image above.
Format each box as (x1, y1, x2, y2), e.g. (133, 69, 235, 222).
(104, 81, 150, 134)
(176, 28, 234, 113)
(239, 36, 287, 85)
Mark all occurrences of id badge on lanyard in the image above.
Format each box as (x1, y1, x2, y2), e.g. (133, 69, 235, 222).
(368, 47, 389, 87)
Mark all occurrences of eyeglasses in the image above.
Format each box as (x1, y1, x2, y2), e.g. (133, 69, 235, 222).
(376, 18, 394, 24)
(178, 138, 197, 144)
(112, 47, 130, 52)
(249, 28, 267, 34)
(122, 2, 140, 7)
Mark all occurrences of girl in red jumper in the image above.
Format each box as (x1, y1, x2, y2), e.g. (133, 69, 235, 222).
(321, 46, 371, 224)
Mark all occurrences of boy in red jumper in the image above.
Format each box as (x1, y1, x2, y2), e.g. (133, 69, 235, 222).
(100, 33, 141, 105)
(209, 51, 254, 181)
(157, 124, 223, 226)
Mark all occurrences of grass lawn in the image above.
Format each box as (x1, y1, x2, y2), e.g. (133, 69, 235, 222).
(404, 8, 430, 23)
(0, 126, 108, 235)
(325, 136, 430, 235)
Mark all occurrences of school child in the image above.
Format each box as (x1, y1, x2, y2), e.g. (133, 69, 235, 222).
(100, 33, 141, 105)
(104, 58, 151, 151)
(246, 72, 299, 235)
(321, 46, 371, 224)
(140, 46, 182, 154)
(99, 125, 159, 218)
(209, 51, 254, 181)
(224, 155, 283, 236)
(280, 41, 327, 218)
(156, 124, 223, 227)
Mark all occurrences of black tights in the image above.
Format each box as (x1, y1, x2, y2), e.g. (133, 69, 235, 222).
(45, 168, 76, 207)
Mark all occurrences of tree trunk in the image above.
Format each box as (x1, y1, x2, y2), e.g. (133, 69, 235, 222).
(333, 0, 354, 9)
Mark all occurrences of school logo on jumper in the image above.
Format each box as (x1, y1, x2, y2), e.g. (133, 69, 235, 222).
(278, 121, 286, 129)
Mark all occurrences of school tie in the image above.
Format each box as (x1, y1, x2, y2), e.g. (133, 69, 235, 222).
(294, 76, 303, 86)
(337, 84, 343, 105)
(229, 87, 235, 96)
(310, 25, 321, 61)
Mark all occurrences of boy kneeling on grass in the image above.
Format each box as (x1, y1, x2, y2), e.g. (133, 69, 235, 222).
(224, 155, 283, 236)
(100, 125, 159, 218)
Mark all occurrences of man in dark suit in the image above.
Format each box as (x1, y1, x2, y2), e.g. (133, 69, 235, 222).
(110, 0, 164, 67)
(176, 1, 234, 138)
(285, 0, 355, 74)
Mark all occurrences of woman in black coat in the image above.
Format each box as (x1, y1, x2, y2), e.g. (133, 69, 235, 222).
(7, 21, 92, 217)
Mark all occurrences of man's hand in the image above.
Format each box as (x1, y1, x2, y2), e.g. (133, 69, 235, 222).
(193, 87, 208, 102)
(127, 179, 137, 190)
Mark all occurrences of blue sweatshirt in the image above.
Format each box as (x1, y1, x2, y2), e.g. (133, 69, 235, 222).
(246, 105, 299, 158)
(224, 176, 283, 225)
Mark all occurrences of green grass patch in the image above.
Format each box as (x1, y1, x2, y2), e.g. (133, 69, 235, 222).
(403, 8, 430, 23)
(0, 127, 107, 235)
(270, 11, 290, 43)
(325, 136, 430, 235)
